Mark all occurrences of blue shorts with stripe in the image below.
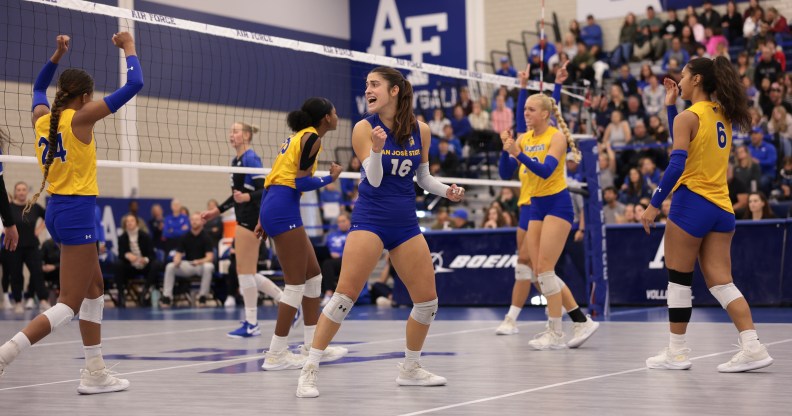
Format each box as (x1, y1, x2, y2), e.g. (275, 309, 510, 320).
(669, 185, 735, 238)
(260, 185, 303, 237)
(350, 221, 422, 251)
(518, 204, 531, 231)
(46, 195, 97, 245)
(527, 189, 574, 225)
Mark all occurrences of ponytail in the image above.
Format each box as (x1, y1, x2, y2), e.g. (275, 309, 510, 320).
(286, 97, 335, 132)
(688, 56, 751, 132)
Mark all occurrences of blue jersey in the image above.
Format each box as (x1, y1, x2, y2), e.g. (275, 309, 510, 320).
(353, 114, 422, 226)
(231, 148, 265, 224)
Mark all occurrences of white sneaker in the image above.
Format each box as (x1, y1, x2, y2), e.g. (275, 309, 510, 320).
(295, 363, 320, 398)
(567, 316, 600, 348)
(375, 296, 392, 307)
(495, 316, 519, 335)
(261, 350, 306, 371)
(13, 303, 23, 314)
(224, 296, 236, 308)
(319, 295, 331, 308)
(298, 344, 349, 363)
(1, 293, 11, 310)
(76, 366, 130, 394)
(395, 363, 447, 386)
(528, 329, 567, 350)
(646, 347, 692, 370)
(717, 342, 773, 373)
(24, 298, 35, 310)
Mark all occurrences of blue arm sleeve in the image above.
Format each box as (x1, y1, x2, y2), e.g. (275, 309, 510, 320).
(498, 151, 519, 180)
(666, 105, 678, 139)
(516, 153, 558, 179)
(552, 83, 562, 104)
(650, 149, 688, 208)
(295, 175, 333, 192)
(32, 60, 58, 111)
(516, 89, 528, 134)
(103, 55, 144, 113)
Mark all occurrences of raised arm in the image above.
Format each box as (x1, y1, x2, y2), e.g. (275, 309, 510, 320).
(32, 35, 70, 126)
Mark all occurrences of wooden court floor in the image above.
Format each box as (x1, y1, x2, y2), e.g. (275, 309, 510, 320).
(0, 307, 789, 416)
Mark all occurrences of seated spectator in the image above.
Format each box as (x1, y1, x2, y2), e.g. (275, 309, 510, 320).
(688, 14, 706, 43)
(114, 214, 159, 307)
(457, 86, 474, 115)
(430, 138, 460, 177)
(616, 65, 639, 97)
(581, 14, 603, 48)
(705, 27, 729, 57)
(742, 192, 776, 220)
(603, 110, 631, 148)
(428, 107, 451, 138)
(602, 186, 625, 225)
(496, 187, 519, 221)
(617, 203, 636, 224)
(625, 96, 647, 130)
(633, 202, 649, 222)
(607, 84, 627, 114)
(663, 9, 684, 41)
(599, 144, 617, 189)
(481, 205, 507, 229)
(720, 1, 743, 43)
(204, 199, 224, 247)
(340, 155, 361, 206)
(469, 101, 491, 131)
(613, 13, 638, 67)
(320, 213, 350, 306)
(496, 56, 517, 77)
(748, 126, 778, 193)
(530, 34, 557, 64)
(41, 238, 60, 292)
(700, 1, 722, 29)
(743, 0, 763, 20)
(560, 32, 578, 60)
(450, 104, 473, 143)
(736, 52, 755, 83)
(491, 95, 514, 134)
(569, 40, 595, 83)
(760, 7, 790, 39)
(762, 83, 792, 119)
(563, 102, 583, 134)
(620, 167, 653, 204)
(161, 213, 215, 307)
(731, 145, 761, 216)
(648, 115, 669, 144)
(637, 64, 654, 90)
(743, 7, 763, 46)
(631, 120, 655, 151)
(755, 45, 783, 89)
(658, 199, 672, 224)
(680, 26, 702, 56)
(661, 38, 690, 71)
(320, 181, 343, 221)
(768, 105, 792, 158)
(632, 26, 655, 61)
(430, 207, 451, 230)
(478, 95, 492, 112)
(744, 76, 760, 108)
(163, 198, 190, 253)
(450, 208, 474, 229)
(776, 156, 792, 201)
(149, 203, 165, 251)
(125, 200, 150, 234)
(639, 156, 662, 189)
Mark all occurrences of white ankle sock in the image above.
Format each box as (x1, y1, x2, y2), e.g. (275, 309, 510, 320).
(269, 335, 289, 353)
(404, 348, 421, 370)
(306, 347, 323, 367)
(548, 317, 562, 333)
(244, 307, 258, 326)
(303, 325, 316, 347)
(506, 305, 522, 321)
(0, 333, 31, 367)
(670, 333, 687, 351)
(739, 329, 760, 351)
(84, 344, 105, 371)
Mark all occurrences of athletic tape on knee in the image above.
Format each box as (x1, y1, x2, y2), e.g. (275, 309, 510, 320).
(410, 298, 438, 325)
(238, 274, 256, 290)
(537, 271, 561, 295)
(43, 302, 75, 331)
(322, 293, 354, 323)
(667, 282, 693, 308)
(515, 263, 533, 281)
(304, 274, 322, 298)
(79, 296, 104, 325)
(710, 283, 743, 309)
(280, 284, 305, 309)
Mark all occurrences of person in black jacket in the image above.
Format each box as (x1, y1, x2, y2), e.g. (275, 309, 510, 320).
(114, 214, 158, 307)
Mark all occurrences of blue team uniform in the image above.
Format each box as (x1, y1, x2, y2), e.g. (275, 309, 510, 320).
(229, 149, 265, 231)
(352, 115, 423, 250)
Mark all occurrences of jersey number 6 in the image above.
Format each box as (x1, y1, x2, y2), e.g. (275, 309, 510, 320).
(716, 121, 727, 149)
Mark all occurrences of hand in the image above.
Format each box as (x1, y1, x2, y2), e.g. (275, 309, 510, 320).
(504, 138, 520, 157)
(445, 184, 465, 202)
(371, 126, 387, 152)
(254, 221, 267, 240)
(201, 207, 220, 222)
(574, 229, 584, 242)
(500, 129, 513, 147)
(329, 162, 343, 181)
(52, 35, 70, 63)
(42, 264, 56, 273)
(112, 32, 136, 55)
(555, 60, 569, 85)
(3, 225, 18, 251)
(517, 64, 531, 88)
(663, 77, 679, 106)
(233, 190, 250, 203)
(640, 205, 660, 234)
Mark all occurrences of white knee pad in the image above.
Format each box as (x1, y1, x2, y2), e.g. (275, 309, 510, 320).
(537, 271, 562, 296)
(515, 263, 533, 281)
(710, 283, 743, 309)
(79, 296, 104, 325)
(43, 302, 75, 331)
(322, 293, 354, 323)
(410, 298, 439, 325)
(304, 274, 322, 298)
(667, 282, 693, 308)
(280, 284, 305, 309)
(238, 274, 256, 290)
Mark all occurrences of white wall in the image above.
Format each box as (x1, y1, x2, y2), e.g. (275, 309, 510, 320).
(141, 0, 351, 40)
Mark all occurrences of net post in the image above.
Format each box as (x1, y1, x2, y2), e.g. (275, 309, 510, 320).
(118, 0, 139, 197)
(579, 137, 609, 318)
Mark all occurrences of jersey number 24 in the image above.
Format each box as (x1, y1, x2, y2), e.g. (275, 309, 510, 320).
(38, 133, 67, 165)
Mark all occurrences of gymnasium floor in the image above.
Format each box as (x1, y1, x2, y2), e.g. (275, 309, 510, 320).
(0, 305, 789, 416)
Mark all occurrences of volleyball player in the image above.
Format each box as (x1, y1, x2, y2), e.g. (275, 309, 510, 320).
(201, 122, 282, 338)
(641, 58, 773, 372)
(295, 67, 465, 398)
(255, 97, 348, 370)
(0, 33, 143, 393)
(497, 63, 598, 349)
(501, 83, 598, 350)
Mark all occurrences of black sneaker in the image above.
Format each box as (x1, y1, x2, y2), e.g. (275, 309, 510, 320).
(160, 296, 172, 306)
